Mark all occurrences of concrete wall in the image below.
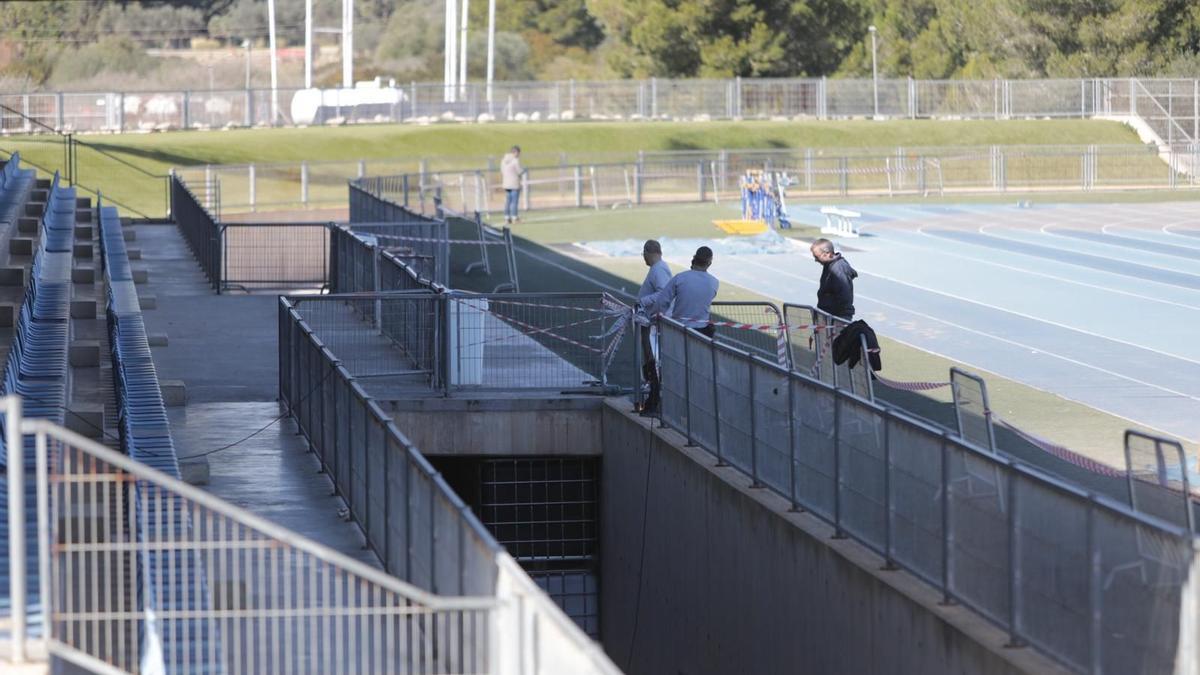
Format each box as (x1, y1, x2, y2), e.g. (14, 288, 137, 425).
(599, 400, 1066, 675)
(383, 397, 603, 456)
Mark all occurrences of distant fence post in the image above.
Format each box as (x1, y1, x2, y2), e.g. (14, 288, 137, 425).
(248, 163, 256, 212)
(301, 161, 309, 206)
(56, 92, 65, 131)
(635, 151, 644, 204)
(182, 90, 190, 129)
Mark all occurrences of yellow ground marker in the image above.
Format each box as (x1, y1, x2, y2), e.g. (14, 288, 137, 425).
(712, 219, 769, 235)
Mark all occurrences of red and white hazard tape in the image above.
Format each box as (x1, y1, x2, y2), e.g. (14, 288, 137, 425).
(992, 415, 1124, 478)
(450, 296, 629, 315)
(371, 233, 509, 246)
(871, 373, 952, 392)
(461, 311, 611, 353)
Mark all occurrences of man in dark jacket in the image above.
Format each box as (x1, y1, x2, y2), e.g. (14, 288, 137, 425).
(810, 238, 857, 320)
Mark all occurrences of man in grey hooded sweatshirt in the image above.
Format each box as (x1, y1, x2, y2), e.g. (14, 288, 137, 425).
(810, 238, 857, 320)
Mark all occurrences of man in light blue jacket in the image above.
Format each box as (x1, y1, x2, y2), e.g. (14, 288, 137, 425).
(645, 246, 719, 338)
(637, 240, 671, 413)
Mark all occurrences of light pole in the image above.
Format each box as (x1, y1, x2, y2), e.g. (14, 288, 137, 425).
(868, 25, 879, 118)
(486, 0, 495, 109)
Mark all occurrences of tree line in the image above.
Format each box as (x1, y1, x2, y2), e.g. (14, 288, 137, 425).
(2, 0, 1199, 88)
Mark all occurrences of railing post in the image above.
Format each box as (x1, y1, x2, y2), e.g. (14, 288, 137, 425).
(441, 296, 452, 396)
(301, 161, 309, 207)
(1087, 499, 1102, 675)
(683, 327, 694, 446)
(6, 396, 26, 663)
(940, 434, 954, 605)
(635, 151, 644, 205)
(881, 414, 897, 569)
(831, 393, 845, 538)
(1006, 468, 1025, 648)
(749, 359, 760, 487)
(34, 427, 50, 656)
(787, 374, 801, 511)
(711, 336, 724, 466)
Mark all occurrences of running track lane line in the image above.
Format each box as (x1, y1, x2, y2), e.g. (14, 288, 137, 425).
(732, 256, 1200, 407)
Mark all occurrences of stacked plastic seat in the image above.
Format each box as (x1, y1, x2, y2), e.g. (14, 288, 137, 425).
(99, 204, 223, 673)
(0, 171, 75, 642)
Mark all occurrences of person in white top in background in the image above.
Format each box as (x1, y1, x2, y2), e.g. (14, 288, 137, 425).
(500, 146, 523, 224)
(635, 240, 671, 414)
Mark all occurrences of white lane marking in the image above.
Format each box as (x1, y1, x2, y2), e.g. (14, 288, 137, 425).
(884, 228, 1200, 311)
(733, 256, 1200, 405)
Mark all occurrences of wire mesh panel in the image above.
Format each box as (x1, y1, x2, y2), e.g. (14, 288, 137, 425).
(837, 397, 887, 550)
(791, 377, 838, 520)
(43, 431, 496, 675)
(915, 80, 1002, 118)
(1094, 507, 1196, 675)
(740, 79, 821, 118)
(290, 295, 441, 391)
(349, 220, 448, 288)
(710, 302, 787, 367)
(751, 360, 792, 496)
(886, 415, 945, 585)
(685, 331, 719, 452)
(1012, 471, 1090, 667)
(448, 294, 627, 392)
(659, 321, 689, 437)
(222, 223, 329, 291)
(951, 368, 996, 451)
(714, 346, 753, 473)
(1124, 431, 1195, 532)
(945, 441, 1011, 627)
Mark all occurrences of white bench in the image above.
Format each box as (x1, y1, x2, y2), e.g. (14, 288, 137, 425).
(820, 207, 863, 238)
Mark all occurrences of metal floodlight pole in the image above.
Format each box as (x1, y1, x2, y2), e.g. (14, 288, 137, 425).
(304, 0, 313, 89)
(869, 25, 879, 118)
(342, 0, 354, 88)
(444, 0, 458, 103)
(486, 0, 496, 106)
(243, 39, 252, 89)
(459, 0, 469, 98)
(267, 0, 279, 124)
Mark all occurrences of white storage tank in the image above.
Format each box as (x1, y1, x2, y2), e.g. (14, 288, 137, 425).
(290, 78, 406, 125)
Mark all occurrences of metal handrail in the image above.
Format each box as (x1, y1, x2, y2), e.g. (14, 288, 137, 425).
(653, 314, 1199, 673)
(24, 414, 498, 612)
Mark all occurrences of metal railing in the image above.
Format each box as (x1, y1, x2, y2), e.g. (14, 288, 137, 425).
(349, 179, 519, 293)
(1, 77, 1199, 133)
(221, 222, 330, 291)
(281, 292, 633, 398)
(652, 316, 1199, 675)
(2, 398, 508, 673)
(275, 304, 621, 673)
(184, 142, 1194, 217)
(171, 174, 222, 292)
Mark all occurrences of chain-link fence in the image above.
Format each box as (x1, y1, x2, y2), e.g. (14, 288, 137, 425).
(2, 77, 1199, 133)
(183, 142, 1195, 219)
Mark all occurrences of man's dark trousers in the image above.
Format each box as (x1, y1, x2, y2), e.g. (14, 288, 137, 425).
(640, 325, 661, 412)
